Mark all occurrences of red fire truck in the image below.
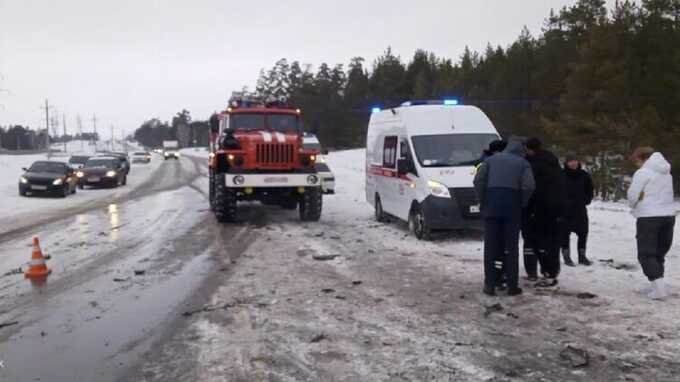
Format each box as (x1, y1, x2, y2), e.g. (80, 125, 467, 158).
(208, 94, 322, 222)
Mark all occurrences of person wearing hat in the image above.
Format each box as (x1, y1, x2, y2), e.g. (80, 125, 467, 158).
(474, 139, 535, 296)
(560, 153, 594, 266)
(627, 147, 675, 300)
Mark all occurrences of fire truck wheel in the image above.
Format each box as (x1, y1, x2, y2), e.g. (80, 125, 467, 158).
(214, 177, 237, 223)
(299, 187, 322, 222)
(208, 171, 215, 211)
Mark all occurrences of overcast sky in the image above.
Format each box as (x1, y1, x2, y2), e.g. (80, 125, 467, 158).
(0, 0, 617, 139)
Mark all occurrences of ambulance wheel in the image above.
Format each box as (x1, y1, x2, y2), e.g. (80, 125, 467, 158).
(214, 175, 237, 223)
(409, 204, 431, 241)
(299, 187, 322, 222)
(374, 194, 387, 222)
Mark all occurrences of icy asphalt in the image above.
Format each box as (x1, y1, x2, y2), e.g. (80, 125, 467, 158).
(0, 149, 679, 381)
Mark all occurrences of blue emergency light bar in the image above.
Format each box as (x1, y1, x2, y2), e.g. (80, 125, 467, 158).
(371, 107, 381, 113)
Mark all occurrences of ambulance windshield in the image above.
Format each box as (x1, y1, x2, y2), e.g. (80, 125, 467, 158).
(412, 134, 498, 167)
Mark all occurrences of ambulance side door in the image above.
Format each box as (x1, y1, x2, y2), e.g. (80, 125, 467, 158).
(394, 138, 418, 220)
(379, 135, 399, 215)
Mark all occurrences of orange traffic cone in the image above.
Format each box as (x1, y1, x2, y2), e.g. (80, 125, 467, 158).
(25, 237, 51, 279)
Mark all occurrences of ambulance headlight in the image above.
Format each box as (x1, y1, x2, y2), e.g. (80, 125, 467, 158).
(427, 180, 451, 198)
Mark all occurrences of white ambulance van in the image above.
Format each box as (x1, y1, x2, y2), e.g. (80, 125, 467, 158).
(366, 100, 500, 239)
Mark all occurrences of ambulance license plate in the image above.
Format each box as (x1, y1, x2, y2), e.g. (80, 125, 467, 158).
(469, 205, 480, 213)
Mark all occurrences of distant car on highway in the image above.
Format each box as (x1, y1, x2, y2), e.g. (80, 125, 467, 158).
(19, 161, 79, 197)
(68, 155, 91, 169)
(131, 151, 151, 164)
(303, 134, 335, 194)
(76, 156, 128, 188)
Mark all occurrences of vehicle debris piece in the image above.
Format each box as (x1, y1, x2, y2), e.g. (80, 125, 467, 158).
(312, 254, 339, 261)
(560, 345, 590, 368)
(0, 321, 19, 329)
(484, 303, 504, 318)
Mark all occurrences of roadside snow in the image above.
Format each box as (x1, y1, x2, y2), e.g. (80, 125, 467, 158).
(140, 147, 680, 380)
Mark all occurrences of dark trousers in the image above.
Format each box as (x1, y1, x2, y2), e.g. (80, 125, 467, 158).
(637, 216, 675, 281)
(561, 211, 589, 251)
(524, 211, 561, 279)
(522, 212, 539, 277)
(484, 217, 520, 290)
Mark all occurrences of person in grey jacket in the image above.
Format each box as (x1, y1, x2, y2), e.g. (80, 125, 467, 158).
(474, 140, 536, 296)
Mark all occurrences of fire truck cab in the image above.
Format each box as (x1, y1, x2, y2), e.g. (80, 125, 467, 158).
(208, 94, 322, 222)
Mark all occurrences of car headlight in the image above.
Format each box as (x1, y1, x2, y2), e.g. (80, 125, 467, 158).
(76, 171, 84, 178)
(427, 180, 451, 198)
(20, 176, 28, 184)
(52, 178, 64, 186)
(106, 170, 117, 177)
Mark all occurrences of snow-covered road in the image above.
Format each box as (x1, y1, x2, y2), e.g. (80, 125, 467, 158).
(0, 148, 678, 381)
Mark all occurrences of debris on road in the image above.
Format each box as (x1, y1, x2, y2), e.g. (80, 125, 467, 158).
(483, 303, 504, 318)
(577, 292, 598, 299)
(3, 267, 22, 277)
(312, 254, 340, 261)
(113, 277, 130, 282)
(560, 345, 590, 368)
(352, 280, 363, 286)
(134, 270, 146, 276)
(310, 333, 328, 343)
(0, 321, 19, 329)
(321, 288, 335, 294)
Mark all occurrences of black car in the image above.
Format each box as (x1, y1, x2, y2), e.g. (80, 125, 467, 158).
(76, 157, 127, 188)
(19, 161, 79, 197)
(68, 155, 91, 169)
(98, 152, 130, 175)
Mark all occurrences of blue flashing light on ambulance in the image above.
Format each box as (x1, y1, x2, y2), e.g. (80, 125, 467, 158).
(366, 99, 500, 240)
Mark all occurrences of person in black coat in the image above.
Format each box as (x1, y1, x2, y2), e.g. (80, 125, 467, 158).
(561, 153, 594, 266)
(524, 138, 567, 288)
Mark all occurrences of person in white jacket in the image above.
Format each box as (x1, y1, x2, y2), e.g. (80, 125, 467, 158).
(627, 147, 676, 300)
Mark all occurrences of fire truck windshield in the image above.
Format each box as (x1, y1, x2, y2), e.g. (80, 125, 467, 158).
(230, 114, 299, 132)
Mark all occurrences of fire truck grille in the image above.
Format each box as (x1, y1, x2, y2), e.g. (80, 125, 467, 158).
(256, 144, 295, 165)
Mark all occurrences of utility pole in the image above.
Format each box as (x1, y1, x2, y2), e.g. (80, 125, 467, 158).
(41, 99, 52, 158)
(92, 114, 98, 151)
(110, 124, 114, 151)
(77, 114, 83, 151)
(62, 113, 67, 153)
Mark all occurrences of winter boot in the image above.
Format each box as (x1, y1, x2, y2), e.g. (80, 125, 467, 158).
(508, 287, 523, 296)
(648, 279, 669, 300)
(578, 248, 592, 266)
(562, 248, 575, 267)
(535, 278, 559, 288)
(483, 285, 496, 297)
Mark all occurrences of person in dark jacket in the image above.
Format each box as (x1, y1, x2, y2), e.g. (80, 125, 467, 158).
(474, 140, 535, 296)
(525, 138, 566, 288)
(561, 153, 594, 266)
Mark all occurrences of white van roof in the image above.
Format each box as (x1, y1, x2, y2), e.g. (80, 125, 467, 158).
(370, 104, 497, 137)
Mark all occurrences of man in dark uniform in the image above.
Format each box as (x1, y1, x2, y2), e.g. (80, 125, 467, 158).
(474, 140, 535, 296)
(525, 138, 567, 288)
